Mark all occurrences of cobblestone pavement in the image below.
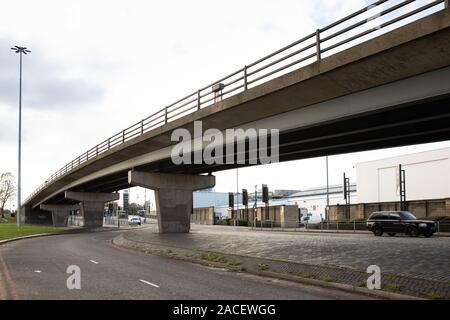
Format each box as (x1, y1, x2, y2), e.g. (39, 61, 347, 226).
(124, 224, 450, 283)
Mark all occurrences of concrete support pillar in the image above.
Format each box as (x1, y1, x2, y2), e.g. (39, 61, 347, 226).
(40, 204, 80, 227)
(128, 171, 215, 233)
(65, 191, 119, 227)
(23, 205, 53, 225)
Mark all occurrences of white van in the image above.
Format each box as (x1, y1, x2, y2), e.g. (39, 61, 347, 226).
(128, 215, 142, 226)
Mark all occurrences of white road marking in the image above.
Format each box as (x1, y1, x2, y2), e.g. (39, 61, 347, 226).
(89, 260, 99, 264)
(34, 270, 41, 273)
(139, 279, 160, 288)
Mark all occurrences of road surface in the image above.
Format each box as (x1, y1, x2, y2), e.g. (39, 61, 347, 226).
(0, 230, 374, 300)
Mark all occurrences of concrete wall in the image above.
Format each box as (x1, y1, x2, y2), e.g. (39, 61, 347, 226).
(23, 206, 52, 225)
(328, 198, 450, 221)
(280, 205, 300, 227)
(228, 205, 299, 228)
(68, 215, 84, 227)
(191, 207, 215, 225)
(356, 148, 450, 203)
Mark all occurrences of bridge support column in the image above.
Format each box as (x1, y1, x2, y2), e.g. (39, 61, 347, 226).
(23, 205, 52, 225)
(40, 204, 79, 227)
(128, 171, 215, 233)
(65, 191, 120, 227)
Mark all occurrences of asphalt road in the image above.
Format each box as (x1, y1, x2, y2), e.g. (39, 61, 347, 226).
(0, 230, 374, 300)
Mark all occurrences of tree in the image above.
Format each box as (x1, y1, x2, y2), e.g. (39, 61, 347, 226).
(144, 200, 153, 212)
(0, 173, 16, 218)
(128, 203, 143, 215)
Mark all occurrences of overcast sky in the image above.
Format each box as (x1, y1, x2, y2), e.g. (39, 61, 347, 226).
(1, 0, 449, 209)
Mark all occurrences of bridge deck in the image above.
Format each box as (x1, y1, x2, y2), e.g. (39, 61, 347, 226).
(25, 6, 450, 208)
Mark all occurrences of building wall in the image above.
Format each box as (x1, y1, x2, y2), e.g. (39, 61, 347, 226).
(328, 198, 450, 221)
(287, 193, 357, 222)
(357, 148, 450, 203)
(227, 205, 299, 228)
(191, 207, 215, 225)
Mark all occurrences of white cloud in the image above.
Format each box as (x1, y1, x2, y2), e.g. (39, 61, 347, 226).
(0, 38, 103, 111)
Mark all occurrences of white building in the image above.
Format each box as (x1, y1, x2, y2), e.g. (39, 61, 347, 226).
(356, 147, 450, 203)
(287, 184, 357, 222)
(193, 191, 229, 208)
(193, 191, 231, 220)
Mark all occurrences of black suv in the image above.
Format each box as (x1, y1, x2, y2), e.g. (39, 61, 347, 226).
(366, 211, 436, 238)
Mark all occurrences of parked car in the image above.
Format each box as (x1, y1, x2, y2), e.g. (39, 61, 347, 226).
(128, 216, 142, 226)
(366, 211, 436, 237)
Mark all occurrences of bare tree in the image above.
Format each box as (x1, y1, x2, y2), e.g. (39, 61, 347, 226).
(0, 173, 16, 218)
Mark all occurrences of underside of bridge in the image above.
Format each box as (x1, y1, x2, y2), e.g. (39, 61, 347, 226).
(24, 8, 450, 232)
(28, 92, 450, 230)
(38, 92, 450, 197)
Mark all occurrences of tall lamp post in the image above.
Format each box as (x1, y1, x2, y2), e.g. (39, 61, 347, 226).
(11, 45, 31, 228)
(326, 156, 330, 222)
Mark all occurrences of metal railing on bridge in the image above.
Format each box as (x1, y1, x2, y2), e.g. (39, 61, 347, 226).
(26, 0, 448, 203)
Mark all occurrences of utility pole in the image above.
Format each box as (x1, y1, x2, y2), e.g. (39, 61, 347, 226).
(343, 173, 350, 220)
(11, 45, 31, 228)
(236, 169, 239, 222)
(253, 185, 258, 208)
(399, 164, 407, 211)
(228, 192, 235, 224)
(262, 184, 269, 223)
(326, 156, 330, 222)
(242, 189, 248, 222)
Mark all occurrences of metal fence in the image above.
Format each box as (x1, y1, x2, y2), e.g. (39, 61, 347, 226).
(67, 215, 156, 227)
(26, 0, 448, 203)
(249, 220, 450, 236)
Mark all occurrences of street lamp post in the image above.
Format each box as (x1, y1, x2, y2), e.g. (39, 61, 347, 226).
(11, 45, 31, 228)
(326, 156, 330, 222)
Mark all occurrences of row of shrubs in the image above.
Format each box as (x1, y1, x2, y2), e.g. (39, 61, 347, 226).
(217, 219, 249, 227)
(0, 214, 16, 224)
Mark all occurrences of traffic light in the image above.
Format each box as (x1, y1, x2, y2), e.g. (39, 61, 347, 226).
(262, 184, 269, 204)
(242, 189, 248, 206)
(343, 173, 348, 200)
(228, 192, 234, 208)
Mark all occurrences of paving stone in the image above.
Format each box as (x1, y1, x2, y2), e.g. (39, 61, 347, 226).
(121, 224, 450, 298)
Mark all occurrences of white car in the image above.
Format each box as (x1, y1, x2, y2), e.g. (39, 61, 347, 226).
(128, 217, 141, 226)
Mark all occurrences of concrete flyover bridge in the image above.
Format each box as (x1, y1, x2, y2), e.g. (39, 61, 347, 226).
(23, 0, 450, 233)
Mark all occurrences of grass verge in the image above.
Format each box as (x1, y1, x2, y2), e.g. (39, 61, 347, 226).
(0, 223, 64, 241)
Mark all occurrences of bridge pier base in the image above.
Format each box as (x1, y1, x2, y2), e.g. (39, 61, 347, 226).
(40, 204, 79, 227)
(128, 171, 216, 233)
(23, 206, 52, 225)
(65, 191, 120, 227)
